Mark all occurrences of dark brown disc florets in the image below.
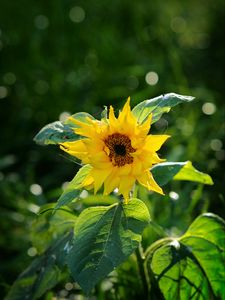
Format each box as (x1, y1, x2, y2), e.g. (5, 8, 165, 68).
(104, 133, 136, 167)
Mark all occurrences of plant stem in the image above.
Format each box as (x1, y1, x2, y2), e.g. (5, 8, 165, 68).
(144, 237, 174, 260)
(135, 244, 149, 299)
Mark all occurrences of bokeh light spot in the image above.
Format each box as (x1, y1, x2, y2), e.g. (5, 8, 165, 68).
(80, 190, 88, 198)
(169, 191, 179, 201)
(30, 183, 43, 196)
(65, 282, 74, 291)
(3, 72, 16, 85)
(202, 102, 216, 115)
(170, 17, 186, 33)
(0, 86, 8, 99)
(145, 71, 159, 86)
(62, 181, 69, 190)
(69, 6, 85, 23)
(210, 139, 223, 151)
(34, 15, 49, 30)
(11, 212, 25, 222)
(59, 289, 68, 297)
(28, 203, 40, 214)
(27, 247, 37, 257)
(59, 111, 71, 122)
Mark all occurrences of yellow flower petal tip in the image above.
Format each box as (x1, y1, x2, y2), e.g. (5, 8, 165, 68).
(60, 98, 169, 200)
(125, 96, 131, 105)
(123, 198, 129, 205)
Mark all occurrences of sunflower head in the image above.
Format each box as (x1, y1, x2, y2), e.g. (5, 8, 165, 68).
(60, 98, 170, 203)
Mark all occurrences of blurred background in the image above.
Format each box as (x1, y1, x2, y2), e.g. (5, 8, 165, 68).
(0, 0, 224, 298)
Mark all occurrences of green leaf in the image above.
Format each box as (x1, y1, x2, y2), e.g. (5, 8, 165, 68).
(101, 106, 108, 120)
(132, 93, 194, 124)
(55, 164, 92, 210)
(33, 121, 78, 145)
(180, 213, 225, 298)
(34, 112, 95, 146)
(67, 198, 150, 293)
(31, 204, 77, 254)
(173, 161, 213, 185)
(5, 232, 73, 300)
(150, 242, 211, 300)
(64, 112, 95, 128)
(147, 213, 225, 300)
(151, 161, 213, 186)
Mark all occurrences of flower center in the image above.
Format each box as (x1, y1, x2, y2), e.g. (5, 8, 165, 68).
(104, 133, 136, 167)
(114, 144, 126, 156)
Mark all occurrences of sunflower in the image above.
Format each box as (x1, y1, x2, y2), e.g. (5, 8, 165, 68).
(60, 98, 169, 203)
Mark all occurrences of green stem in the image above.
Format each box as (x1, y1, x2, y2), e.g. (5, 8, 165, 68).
(135, 244, 149, 299)
(145, 237, 174, 260)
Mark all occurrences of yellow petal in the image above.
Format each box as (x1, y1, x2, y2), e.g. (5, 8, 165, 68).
(139, 150, 163, 169)
(104, 171, 120, 195)
(118, 97, 137, 133)
(60, 140, 89, 162)
(80, 173, 94, 188)
(91, 168, 112, 194)
(137, 113, 152, 136)
(151, 153, 165, 164)
(131, 157, 143, 176)
(117, 164, 132, 176)
(119, 97, 131, 120)
(90, 151, 111, 169)
(118, 175, 135, 202)
(144, 135, 170, 152)
(137, 170, 164, 195)
(70, 117, 104, 139)
(60, 140, 86, 152)
(109, 106, 118, 131)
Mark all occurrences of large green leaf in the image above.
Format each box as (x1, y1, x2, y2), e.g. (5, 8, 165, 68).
(147, 213, 225, 300)
(34, 112, 95, 146)
(173, 161, 213, 185)
(132, 93, 194, 124)
(54, 164, 92, 210)
(151, 161, 213, 186)
(67, 198, 150, 293)
(150, 242, 211, 300)
(5, 232, 73, 300)
(33, 121, 79, 145)
(31, 204, 77, 254)
(180, 213, 225, 298)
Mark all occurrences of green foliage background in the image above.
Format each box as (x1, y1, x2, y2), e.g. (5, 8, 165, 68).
(0, 0, 224, 298)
